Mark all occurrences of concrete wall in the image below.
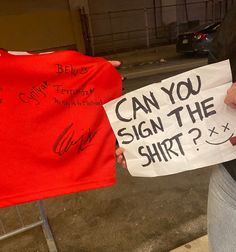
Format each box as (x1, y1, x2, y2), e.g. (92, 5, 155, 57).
(10, 0, 229, 54)
(84, 0, 234, 54)
(162, 0, 177, 24)
(88, 1, 154, 13)
(0, 0, 85, 52)
(88, 0, 152, 53)
(176, 0, 206, 24)
(87, 0, 178, 54)
(176, 0, 233, 33)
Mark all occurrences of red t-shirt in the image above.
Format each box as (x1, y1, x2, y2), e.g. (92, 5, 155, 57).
(0, 50, 122, 207)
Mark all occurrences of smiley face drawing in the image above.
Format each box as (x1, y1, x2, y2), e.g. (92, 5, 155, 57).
(205, 123, 234, 145)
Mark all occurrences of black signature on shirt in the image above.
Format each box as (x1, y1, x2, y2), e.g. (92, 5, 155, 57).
(53, 123, 96, 156)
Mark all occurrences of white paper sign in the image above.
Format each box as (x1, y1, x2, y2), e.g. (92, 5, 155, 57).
(104, 60, 236, 177)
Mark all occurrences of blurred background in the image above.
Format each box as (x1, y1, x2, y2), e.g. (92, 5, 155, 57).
(0, 0, 234, 55)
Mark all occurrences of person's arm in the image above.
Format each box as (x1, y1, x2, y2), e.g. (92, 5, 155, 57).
(224, 83, 236, 109)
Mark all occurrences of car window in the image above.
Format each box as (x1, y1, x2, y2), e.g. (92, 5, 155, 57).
(189, 22, 220, 33)
(203, 23, 221, 32)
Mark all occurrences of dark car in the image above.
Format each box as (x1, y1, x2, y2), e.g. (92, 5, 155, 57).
(176, 22, 221, 55)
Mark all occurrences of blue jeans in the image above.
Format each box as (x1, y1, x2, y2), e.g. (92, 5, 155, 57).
(208, 164, 236, 252)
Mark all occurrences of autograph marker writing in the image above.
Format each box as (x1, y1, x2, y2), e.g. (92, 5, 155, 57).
(53, 123, 96, 156)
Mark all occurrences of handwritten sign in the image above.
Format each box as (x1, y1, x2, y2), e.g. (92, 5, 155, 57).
(104, 60, 236, 177)
(0, 50, 122, 207)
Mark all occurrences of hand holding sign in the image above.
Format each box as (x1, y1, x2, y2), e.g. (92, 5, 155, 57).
(225, 83, 236, 109)
(116, 147, 127, 169)
(105, 60, 236, 177)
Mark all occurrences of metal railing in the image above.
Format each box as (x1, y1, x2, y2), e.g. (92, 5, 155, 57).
(0, 201, 58, 252)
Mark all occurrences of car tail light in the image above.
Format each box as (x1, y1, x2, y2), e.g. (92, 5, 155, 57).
(194, 32, 207, 41)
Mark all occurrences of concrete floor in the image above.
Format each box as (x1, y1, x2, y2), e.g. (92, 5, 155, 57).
(0, 164, 213, 252)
